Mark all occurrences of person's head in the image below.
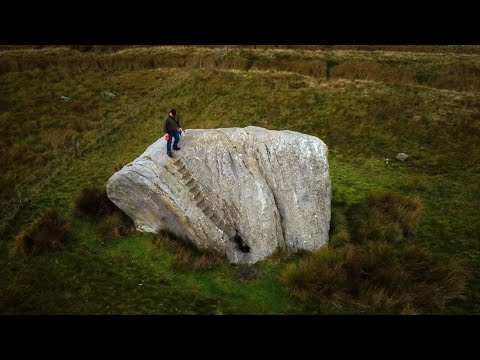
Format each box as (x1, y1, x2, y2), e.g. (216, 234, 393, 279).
(169, 108, 177, 117)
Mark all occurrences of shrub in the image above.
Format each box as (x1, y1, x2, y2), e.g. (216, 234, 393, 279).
(15, 208, 71, 255)
(74, 187, 116, 220)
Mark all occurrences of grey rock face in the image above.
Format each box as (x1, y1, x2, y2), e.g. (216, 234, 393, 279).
(106, 126, 331, 264)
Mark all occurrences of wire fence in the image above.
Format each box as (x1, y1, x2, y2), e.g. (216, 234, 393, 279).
(0, 68, 191, 233)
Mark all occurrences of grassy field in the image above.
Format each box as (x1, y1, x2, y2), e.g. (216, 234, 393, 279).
(0, 46, 479, 314)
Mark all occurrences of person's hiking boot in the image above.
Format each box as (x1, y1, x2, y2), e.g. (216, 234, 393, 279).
(167, 152, 173, 158)
(173, 145, 181, 151)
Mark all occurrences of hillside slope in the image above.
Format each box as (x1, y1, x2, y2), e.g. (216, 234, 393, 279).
(0, 47, 478, 314)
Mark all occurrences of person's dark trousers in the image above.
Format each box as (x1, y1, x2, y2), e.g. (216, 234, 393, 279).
(167, 130, 180, 154)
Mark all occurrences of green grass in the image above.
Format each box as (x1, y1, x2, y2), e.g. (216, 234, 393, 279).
(0, 46, 479, 314)
(1, 220, 306, 314)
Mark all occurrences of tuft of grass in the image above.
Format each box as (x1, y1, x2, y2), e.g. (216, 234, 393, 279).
(74, 187, 116, 220)
(329, 204, 351, 248)
(41, 128, 78, 150)
(233, 264, 264, 281)
(280, 242, 469, 313)
(280, 246, 349, 307)
(96, 212, 135, 241)
(155, 230, 226, 271)
(349, 191, 423, 243)
(267, 246, 294, 263)
(396, 243, 470, 309)
(15, 208, 71, 255)
(113, 161, 127, 172)
(401, 175, 433, 192)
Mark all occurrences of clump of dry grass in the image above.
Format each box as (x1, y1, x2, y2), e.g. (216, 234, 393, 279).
(113, 161, 127, 172)
(267, 246, 291, 262)
(155, 230, 226, 271)
(15, 208, 71, 255)
(281, 246, 349, 307)
(332, 231, 351, 247)
(74, 187, 116, 220)
(329, 205, 351, 248)
(280, 242, 468, 313)
(349, 191, 423, 243)
(281, 188, 467, 313)
(41, 129, 78, 150)
(96, 212, 136, 241)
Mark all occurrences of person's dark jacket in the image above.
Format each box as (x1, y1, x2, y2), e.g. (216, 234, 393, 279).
(162, 114, 181, 133)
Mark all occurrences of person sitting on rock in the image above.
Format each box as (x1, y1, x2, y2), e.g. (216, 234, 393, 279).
(162, 108, 183, 158)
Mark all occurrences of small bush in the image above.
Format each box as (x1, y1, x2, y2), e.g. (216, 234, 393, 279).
(349, 192, 423, 243)
(15, 208, 71, 255)
(75, 187, 116, 220)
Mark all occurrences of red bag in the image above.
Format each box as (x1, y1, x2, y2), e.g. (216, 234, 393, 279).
(165, 134, 170, 141)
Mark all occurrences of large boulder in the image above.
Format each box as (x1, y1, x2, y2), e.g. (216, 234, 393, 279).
(106, 126, 331, 264)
